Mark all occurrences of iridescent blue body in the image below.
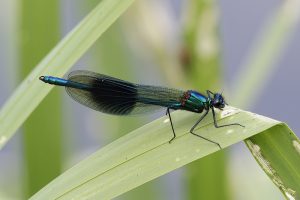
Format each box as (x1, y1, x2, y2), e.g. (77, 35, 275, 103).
(40, 70, 243, 148)
(40, 71, 210, 115)
(40, 76, 88, 89)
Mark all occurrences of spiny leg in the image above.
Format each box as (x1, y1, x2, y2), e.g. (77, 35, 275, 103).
(190, 109, 222, 149)
(166, 108, 176, 143)
(211, 107, 245, 128)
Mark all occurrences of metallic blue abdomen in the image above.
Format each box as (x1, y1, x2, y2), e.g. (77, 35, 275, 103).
(41, 76, 90, 90)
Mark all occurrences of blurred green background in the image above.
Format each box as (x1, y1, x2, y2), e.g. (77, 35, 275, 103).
(0, 0, 299, 199)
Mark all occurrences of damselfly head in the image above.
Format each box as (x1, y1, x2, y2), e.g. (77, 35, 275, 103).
(212, 93, 225, 109)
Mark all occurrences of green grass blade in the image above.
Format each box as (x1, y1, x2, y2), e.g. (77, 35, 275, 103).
(20, 0, 62, 197)
(228, 1, 300, 198)
(246, 126, 300, 199)
(29, 106, 299, 200)
(0, 0, 135, 150)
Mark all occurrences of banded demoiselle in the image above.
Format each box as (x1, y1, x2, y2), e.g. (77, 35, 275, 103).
(40, 70, 244, 148)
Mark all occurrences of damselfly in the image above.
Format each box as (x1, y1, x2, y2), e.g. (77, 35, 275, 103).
(40, 70, 244, 148)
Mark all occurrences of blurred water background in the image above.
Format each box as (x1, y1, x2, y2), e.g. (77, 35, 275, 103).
(0, 0, 299, 199)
